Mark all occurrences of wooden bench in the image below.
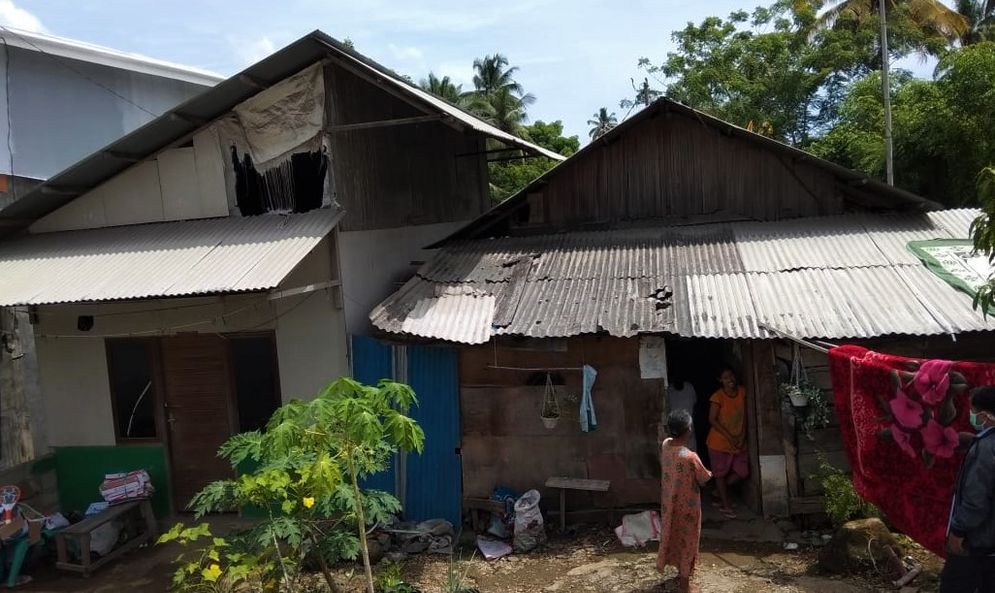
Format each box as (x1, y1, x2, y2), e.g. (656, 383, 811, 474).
(55, 499, 157, 577)
(545, 477, 612, 532)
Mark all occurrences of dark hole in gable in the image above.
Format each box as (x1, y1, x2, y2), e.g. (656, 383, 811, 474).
(231, 146, 328, 215)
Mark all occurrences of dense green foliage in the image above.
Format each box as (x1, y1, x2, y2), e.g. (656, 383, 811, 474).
(488, 120, 579, 202)
(160, 378, 424, 593)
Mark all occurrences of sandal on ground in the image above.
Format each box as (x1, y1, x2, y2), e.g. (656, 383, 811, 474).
(720, 508, 738, 519)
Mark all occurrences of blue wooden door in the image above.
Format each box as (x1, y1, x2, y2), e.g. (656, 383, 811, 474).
(405, 345, 462, 527)
(351, 335, 396, 493)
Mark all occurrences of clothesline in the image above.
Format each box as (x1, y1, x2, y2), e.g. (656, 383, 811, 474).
(758, 323, 835, 355)
(486, 365, 585, 372)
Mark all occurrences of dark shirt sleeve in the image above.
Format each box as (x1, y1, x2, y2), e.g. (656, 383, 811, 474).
(950, 440, 995, 538)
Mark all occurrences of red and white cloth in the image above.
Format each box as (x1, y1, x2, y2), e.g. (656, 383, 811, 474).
(99, 470, 154, 503)
(829, 345, 995, 556)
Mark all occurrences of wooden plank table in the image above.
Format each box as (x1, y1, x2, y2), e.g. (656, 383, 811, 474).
(55, 499, 157, 577)
(545, 477, 612, 532)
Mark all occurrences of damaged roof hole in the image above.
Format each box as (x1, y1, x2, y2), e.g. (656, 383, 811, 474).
(649, 285, 674, 311)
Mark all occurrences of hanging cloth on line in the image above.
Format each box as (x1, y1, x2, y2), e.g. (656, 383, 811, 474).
(829, 345, 995, 557)
(580, 365, 598, 432)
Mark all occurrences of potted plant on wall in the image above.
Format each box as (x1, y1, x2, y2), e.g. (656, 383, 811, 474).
(540, 373, 560, 429)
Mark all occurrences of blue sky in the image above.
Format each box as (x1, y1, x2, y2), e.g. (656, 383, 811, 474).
(2, 0, 938, 142)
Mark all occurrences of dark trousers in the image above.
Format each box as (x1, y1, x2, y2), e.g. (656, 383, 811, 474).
(939, 554, 995, 593)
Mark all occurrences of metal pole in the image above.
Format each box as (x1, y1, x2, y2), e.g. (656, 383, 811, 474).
(879, 0, 894, 185)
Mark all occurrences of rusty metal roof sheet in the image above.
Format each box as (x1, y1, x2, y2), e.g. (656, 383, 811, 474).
(0, 209, 340, 306)
(372, 209, 992, 343)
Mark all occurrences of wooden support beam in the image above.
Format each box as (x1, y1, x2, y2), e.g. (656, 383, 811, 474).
(327, 114, 442, 133)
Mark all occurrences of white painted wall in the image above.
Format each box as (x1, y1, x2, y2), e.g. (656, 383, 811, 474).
(30, 131, 229, 233)
(36, 336, 115, 447)
(30, 239, 349, 447)
(274, 236, 350, 400)
(338, 221, 467, 334)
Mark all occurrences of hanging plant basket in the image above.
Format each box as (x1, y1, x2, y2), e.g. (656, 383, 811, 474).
(540, 373, 560, 430)
(781, 383, 809, 407)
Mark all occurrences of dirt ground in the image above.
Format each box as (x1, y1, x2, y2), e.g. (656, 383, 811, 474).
(15, 519, 938, 593)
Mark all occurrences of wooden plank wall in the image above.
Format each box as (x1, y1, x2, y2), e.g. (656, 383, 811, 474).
(518, 111, 845, 231)
(460, 336, 664, 509)
(324, 64, 488, 231)
(779, 333, 995, 498)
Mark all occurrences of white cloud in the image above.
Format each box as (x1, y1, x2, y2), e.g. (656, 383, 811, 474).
(387, 43, 423, 62)
(228, 35, 276, 67)
(0, 0, 47, 33)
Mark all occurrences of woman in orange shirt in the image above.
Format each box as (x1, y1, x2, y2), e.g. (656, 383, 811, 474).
(706, 367, 748, 518)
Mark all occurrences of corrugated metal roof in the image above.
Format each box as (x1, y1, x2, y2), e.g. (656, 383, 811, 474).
(0, 30, 561, 232)
(926, 208, 981, 238)
(372, 209, 993, 343)
(0, 209, 340, 306)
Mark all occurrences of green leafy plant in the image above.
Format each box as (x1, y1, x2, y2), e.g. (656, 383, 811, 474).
(442, 552, 479, 593)
(801, 384, 832, 440)
(162, 378, 424, 593)
(972, 165, 995, 317)
(158, 523, 282, 593)
(376, 562, 421, 593)
(817, 459, 880, 527)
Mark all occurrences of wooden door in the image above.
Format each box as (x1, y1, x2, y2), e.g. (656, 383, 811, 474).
(161, 335, 236, 511)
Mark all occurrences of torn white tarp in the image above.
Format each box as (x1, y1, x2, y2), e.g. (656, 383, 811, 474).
(233, 62, 325, 168)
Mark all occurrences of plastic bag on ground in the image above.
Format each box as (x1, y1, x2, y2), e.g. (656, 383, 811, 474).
(513, 489, 546, 553)
(614, 510, 661, 547)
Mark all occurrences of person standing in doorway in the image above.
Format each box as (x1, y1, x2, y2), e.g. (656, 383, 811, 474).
(706, 366, 748, 519)
(658, 409, 712, 593)
(668, 376, 698, 451)
(940, 386, 995, 592)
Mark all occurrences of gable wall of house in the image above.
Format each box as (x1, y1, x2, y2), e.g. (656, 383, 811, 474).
(324, 64, 489, 232)
(514, 112, 845, 232)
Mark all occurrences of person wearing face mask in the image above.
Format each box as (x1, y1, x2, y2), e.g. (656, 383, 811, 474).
(941, 385, 995, 593)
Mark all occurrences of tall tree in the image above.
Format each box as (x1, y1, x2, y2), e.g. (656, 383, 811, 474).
(811, 42, 995, 206)
(588, 107, 618, 139)
(956, 0, 995, 44)
(813, 0, 970, 45)
(489, 120, 578, 202)
(469, 54, 536, 135)
(419, 72, 467, 106)
(472, 54, 525, 96)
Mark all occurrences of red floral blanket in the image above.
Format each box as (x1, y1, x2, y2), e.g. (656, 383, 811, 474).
(828, 345, 995, 556)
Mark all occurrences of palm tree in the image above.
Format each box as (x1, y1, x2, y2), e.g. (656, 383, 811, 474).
(810, 0, 970, 185)
(587, 108, 618, 139)
(482, 88, 535, 135)
(814, 0, 970, 43)
(419, 72, 467, 106)
(956, 0, 995, 44)
(472, 54, 525, 97)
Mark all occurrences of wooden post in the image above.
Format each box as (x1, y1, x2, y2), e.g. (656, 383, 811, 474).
(559, 488, 566, 532)
(0, 307, 46, 469)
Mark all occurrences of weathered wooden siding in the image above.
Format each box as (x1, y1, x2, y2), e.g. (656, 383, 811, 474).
(778, 333, 995, 499)
(325, 64, 488, 231)
(517, 111, 844, 231)
(459, 336, 663, 509)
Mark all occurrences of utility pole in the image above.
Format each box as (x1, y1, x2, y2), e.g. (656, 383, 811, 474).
(879, 0, 894, 185)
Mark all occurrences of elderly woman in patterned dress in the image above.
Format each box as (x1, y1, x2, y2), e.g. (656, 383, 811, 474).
(657, 409, 712, 593)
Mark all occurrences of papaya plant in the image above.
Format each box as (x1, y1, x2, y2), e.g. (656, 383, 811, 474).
(160, 377, 424, 593)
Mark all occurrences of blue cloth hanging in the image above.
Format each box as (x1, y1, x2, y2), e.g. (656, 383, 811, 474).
(580, 364, 598, 432)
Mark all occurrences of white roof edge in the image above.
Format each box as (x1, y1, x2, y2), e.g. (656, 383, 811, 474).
(0, 26, 225, 86)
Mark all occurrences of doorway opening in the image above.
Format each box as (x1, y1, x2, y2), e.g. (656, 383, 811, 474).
(665, 338, 728, 469)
